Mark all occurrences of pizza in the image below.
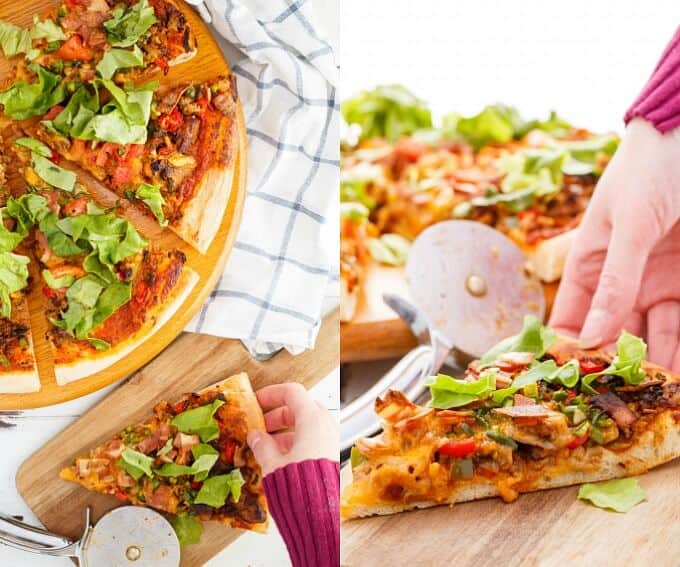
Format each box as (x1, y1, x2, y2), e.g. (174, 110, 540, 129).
(60, 373, 269, 538)
(0, 0, 196, 117)
(4, 136, 198, 385)
(340, 203, 374, 322)
(31, 76, 239, 252)
(340, 90, 619, 322)
(341, 316, 680, 518)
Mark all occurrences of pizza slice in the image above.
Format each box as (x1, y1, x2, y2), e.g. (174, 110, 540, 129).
(340, 203, 373, 322)
(60, 373, 269, 538)
(341, 316, 680, 518)
(0, 0, 197, 120)
(9, 136, 198, 384)
(0, 145, 40, 393)
(31, 76, 238, 253)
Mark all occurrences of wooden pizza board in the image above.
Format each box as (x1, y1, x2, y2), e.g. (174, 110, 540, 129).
(340, 455, 680, 566)
(0, 1, 248, 409)
(341, 264, 558, 363)
(16, 310, 339, 567)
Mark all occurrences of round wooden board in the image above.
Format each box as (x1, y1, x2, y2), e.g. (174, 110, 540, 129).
(0, 1, 247, 409)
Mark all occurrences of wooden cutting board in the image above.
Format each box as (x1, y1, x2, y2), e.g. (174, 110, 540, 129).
(16, 309, 339, 567)
(341, 264, 558, 363)
(0, 1, 248, 409)
(340, 457, 680, 566)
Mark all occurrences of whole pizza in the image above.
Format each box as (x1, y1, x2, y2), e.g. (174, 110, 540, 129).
(0, 0, 240, 392)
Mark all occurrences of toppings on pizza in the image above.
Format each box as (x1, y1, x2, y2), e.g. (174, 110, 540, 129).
(60, 374, 268, 542)
(342, 316, 680, 518)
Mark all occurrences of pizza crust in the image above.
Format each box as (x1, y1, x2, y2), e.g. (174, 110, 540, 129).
(172, 165, 234, 254)
(54, 268, 199, 385)
(526, 229, 576, 283)
(0, 297, 40, 394)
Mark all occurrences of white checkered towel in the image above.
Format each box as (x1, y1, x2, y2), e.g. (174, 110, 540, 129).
(183, 0, 339, 357)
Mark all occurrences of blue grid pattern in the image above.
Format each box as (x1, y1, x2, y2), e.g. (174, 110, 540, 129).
(185, 0, 339, 356)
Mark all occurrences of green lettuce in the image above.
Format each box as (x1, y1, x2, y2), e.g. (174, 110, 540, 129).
(14, 137, 52, 157)
(577, 478, 646, 513)
(97, 45, 144, 80)
(155, 454, 218, 480)
(341, 85, 432, 143)
(30, 15, 66, 43)
(116, 448, 154, 481)
(0, 65, 66, 120)
(32, 154, 76, 191)
(427, 371, 496, 409)
(0, 20, 31, 58)
(4, 193, 50, 234)
(443, 104, 523, 150)
(339, 202, 369, 221)
(104, 0, 158, 48)
(42, 269, 75, 290)
(135, 183, 167, 226)
(480, 315, 557, 365)
(170, 514, 202, 547)
(0, 252, 30, 318)
(491, 360, 558, 403)
(194, 469, 245, 508)
(171, 400, 225, 443)
(366, 233, 410, 266)
(581, 331, 647, 394)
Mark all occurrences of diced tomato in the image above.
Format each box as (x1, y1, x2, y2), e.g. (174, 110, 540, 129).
(62, 197, 89, 217)
(65, 0, 87, 8)
(579, 359, 607, 374)
(55, 35, 94, 62)
(44, 105, 64, 121)
(95, 142, 119, 167)
(394, 137, 427, 163)
(154, 57, 169, 70)
(191, 480, 203, 490)
(114, 489, 128, 502)
(565, 390, 577, 402)
(195, 97, 209, 114)
(158, 107, 184, 132)
(438, 438, 476, 458)
(173, 401, 188, 414)
(42, 286, 58, 299)
(596, 385, 609, 394)
(50, 149, 61, 164)
(221, 440, 236, 463)
(566, 431, 589, 449)
(123, 144, 144, 161)
(112, 164, 134, 186)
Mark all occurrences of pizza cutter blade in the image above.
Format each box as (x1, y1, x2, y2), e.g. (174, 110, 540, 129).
(0, 506, 180, 567)
(406, 220, 546, 359)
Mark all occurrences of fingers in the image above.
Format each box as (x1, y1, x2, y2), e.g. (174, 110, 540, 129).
(647, 301, 680, 368)
(246, 430, 282, 476)
(256, 383, 312, 416)
(622, 311, 645, 337)
(272, 431, 296, 453)
(264, 405, 295, 432)
(579, 227, 653, 347)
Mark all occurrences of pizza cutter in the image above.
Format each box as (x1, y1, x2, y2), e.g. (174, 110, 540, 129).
(0, 506, 180, 566)
(340, 220, 545, 458)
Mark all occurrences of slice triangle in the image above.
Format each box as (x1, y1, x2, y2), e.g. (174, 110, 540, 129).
(60, 373, 269, 537)
(342, 318, 680, 519)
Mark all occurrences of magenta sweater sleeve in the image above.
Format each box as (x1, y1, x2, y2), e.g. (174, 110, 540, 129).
(625, 26, 680, 132)
(262, 458, 340, 567)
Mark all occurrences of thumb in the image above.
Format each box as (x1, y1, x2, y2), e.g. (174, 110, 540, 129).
(247, 430, 282, 476)
(579, 228, 651, 347)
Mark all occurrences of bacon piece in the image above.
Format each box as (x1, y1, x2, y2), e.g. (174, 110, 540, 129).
(591, 392, 637, 429)
(102, 439, 124, 459)
(493, 404, 558, 418)
(116, 470, 135, 488)
(495, 352, 534, 372)
(513, 394, 536, 406)
(145, 486, 177, 513)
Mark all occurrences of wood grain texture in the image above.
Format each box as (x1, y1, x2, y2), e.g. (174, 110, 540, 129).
(16, 309, 339, 567)
(0, 1, 248, 409)
(341, 265, 558, 363)
(340, 457, 680, 566)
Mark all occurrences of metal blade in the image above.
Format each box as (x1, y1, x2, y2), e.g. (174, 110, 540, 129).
(382, 293, 431, 344)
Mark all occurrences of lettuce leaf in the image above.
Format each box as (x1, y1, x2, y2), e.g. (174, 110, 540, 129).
(443, 105, 523, 150)
(42, 269, 75, 290)
(14, 137, 52, 157)
(0, 65, 66, 120)
(0, 252, 29, 318)
(427, 371, 496, 409)
(341, 85, 432, 143)
(5, 193, 50, 234)
(366, 233, 410, 266)
(97, 45, 144, 80)
(0, 20, 31, 58)
(171, 400, 225, 442)
(135, 183, 166, 226)
(32, 154, 76, 191)
(30, 15, 66, 43)
(170, 514, 202, 547)
(491, 360, 559, 403)
(480, 315, 556, 365)
(155, 454, 218, 480)
(577, 478, 646, 513)
(116, 448, 154, 481)
(103, 0, 158, 48)
(581, 331, 647, 394)
(194, 469, 245, 508)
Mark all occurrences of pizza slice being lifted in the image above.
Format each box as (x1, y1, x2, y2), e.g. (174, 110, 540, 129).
(60, 373, 269, 542)
(341, 316, 680, 519)
(7, 136, 198, 385)
(30, 76, 239, 253)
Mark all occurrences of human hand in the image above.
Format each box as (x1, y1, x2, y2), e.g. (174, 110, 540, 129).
(550, 118, 680, 369)
(247, 383, 339, 476)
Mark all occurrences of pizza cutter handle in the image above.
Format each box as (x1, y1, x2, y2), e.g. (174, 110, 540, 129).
(0, 508, 89, 559)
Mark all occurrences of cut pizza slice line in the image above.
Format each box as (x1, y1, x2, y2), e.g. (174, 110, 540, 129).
(341, 318, 680, 519)
(28, 75, 239, 253)
(0, 0, 198, 120)
(60, 373, 269, 538)
(4, 137, 199, 385)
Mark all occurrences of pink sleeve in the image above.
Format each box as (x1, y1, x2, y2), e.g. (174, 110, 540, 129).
(262, 458, 340, 567)
(625, 26, 680, 132)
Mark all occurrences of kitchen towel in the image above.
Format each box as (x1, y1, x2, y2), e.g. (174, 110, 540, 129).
(184, 0, 340, 357)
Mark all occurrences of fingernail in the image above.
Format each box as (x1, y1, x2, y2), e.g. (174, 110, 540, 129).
(579, 309, 607, 349)
(247, 430, 261, 449)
